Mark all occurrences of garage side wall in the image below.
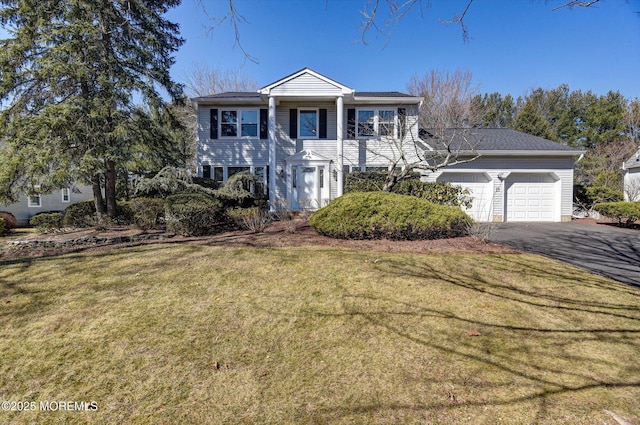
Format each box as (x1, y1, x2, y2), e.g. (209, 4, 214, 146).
(427, 156, 576, 222)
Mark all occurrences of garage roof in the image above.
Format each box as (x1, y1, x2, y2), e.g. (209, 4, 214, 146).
(420, 128, 585, 155)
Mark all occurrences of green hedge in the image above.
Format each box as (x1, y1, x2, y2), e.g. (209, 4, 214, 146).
(593, 201, 640, 225)
(62, 200, 134, 227)
(165, 193, 228, 236)
(345, 171, 471, 208)
(309, 192, 472, 240)
(131, 197, 165, 230)
(29, 212, 63, 232)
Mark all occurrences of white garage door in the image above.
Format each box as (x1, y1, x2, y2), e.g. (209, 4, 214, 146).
(437, 172, 492, 222)
(505, 174, 556, 221)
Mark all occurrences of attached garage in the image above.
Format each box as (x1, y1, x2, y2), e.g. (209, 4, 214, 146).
(422, 128, 584, 223)
(437, 172, 493, 222)
(505, 173, 559, 222)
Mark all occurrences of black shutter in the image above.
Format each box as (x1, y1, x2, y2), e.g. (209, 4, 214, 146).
(210, 108, 218, 139)
(347, 108, 356, 139)
(289, 108, 297, 139)
(260, 108, 268, 139)
(397, 107, 406, 140)
(202, 165, 211, 179)
(319, 108, 327, 139)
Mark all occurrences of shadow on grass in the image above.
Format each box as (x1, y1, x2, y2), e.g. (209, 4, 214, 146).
(251, 250, 640, 422)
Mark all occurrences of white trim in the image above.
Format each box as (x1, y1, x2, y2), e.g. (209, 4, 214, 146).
(61, 188, 71, 203)
(259, 68, 354, 95)
(28, 194, 41, 208)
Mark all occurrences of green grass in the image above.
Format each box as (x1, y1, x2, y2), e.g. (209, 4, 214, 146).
(1, 244, 639, 424)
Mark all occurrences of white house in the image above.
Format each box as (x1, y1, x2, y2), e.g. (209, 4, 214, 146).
(192, 68, 584, 222)
(1, 186, 93, 226)
(623, 148, 640, 201)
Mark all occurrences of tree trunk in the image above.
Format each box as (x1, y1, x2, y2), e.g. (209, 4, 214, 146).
(104, 159, 118, 218)
(92, 174, 106, 215)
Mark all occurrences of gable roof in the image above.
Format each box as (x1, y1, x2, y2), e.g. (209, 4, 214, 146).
(420, 128, 585, 156)
(258, 67, 354, 96)
(192, 68, 422, 105)
(623, 148, 640, 170)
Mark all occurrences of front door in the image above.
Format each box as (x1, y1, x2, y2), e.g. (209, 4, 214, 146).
(297, 166, 318, 209)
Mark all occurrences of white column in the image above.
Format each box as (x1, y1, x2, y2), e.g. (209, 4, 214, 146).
(268, 96, 277, 211)
(336, 95, 344, 197)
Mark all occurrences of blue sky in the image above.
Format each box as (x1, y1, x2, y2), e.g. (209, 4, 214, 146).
(166, 0, 640, 100)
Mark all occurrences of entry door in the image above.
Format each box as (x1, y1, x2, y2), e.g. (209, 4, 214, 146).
(298, 166, 318, 209)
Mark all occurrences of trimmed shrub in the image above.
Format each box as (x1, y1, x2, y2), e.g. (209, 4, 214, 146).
(227, 207, 271, 233)
(29, 212, 63, 233)
(165, 193, 228, 236)
(63, 200, 96, 228)
(309, 191, 473, 240)
(115, 201, 134, 225)
(593, 201, 640, 225)
(0, 218, 6, 235)
(0, 211, 18, 232)
(131, 197, 165, 230)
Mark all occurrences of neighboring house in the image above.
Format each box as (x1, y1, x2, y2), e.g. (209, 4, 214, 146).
(1, 186, 93, 226)
(192, 68, 584, 222)
(623, 148, 640, 201)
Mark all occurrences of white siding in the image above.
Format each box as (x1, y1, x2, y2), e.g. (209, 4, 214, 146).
(624, 168, 640, 201)
(270, 73, 344, 97)
(197, 106, 269, 170)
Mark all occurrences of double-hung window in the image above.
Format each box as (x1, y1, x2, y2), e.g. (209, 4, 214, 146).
(61, 188, 70, 203)
(299, 110, 318, 138)
(220, 109, 258, 138)
(28, 194, 41, 207)
(356, 109, 396, 138)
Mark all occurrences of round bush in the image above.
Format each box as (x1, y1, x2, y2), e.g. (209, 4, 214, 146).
(29, 212, 63, 233)
(165, 193, 228, 236)
(0, 211, 18, 232)
(131, 197, 165, 230)
(593, 201, 640, 225)
(309, 192, 473, 240)
(0, 218, 6, 235)
(63, 200, 96, 227)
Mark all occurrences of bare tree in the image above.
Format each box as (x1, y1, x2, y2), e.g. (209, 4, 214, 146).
(348, 68, 481, 192)
(624, 98, 640, 143)
(625, 174, 640, 201)
(182, 63, 258, 98)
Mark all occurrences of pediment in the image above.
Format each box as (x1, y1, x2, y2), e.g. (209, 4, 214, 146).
(259, 68, 353, 97)
(286, 149, 332, 163)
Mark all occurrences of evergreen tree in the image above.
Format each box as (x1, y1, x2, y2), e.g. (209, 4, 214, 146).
(0, 0, 184, 217)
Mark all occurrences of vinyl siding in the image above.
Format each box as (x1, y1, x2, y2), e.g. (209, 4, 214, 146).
(2, 186, 94, 226)
(270, 73, 344, 97)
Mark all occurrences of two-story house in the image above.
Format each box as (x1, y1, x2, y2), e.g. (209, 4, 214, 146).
(192, 68, 583, 222)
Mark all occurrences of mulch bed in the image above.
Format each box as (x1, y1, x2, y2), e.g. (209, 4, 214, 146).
(1, 220, 517, 261)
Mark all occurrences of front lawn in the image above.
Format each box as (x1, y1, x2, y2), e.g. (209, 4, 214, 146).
(1, 245, 638, 424)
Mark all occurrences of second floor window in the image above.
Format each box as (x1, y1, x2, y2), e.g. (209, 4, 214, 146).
(220, 110, 258, 138)
(299, 110, 318, 138)
(357, 109, 396, 138)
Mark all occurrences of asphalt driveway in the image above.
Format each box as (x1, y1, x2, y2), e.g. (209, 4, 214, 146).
(490, 222, 640, 287)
